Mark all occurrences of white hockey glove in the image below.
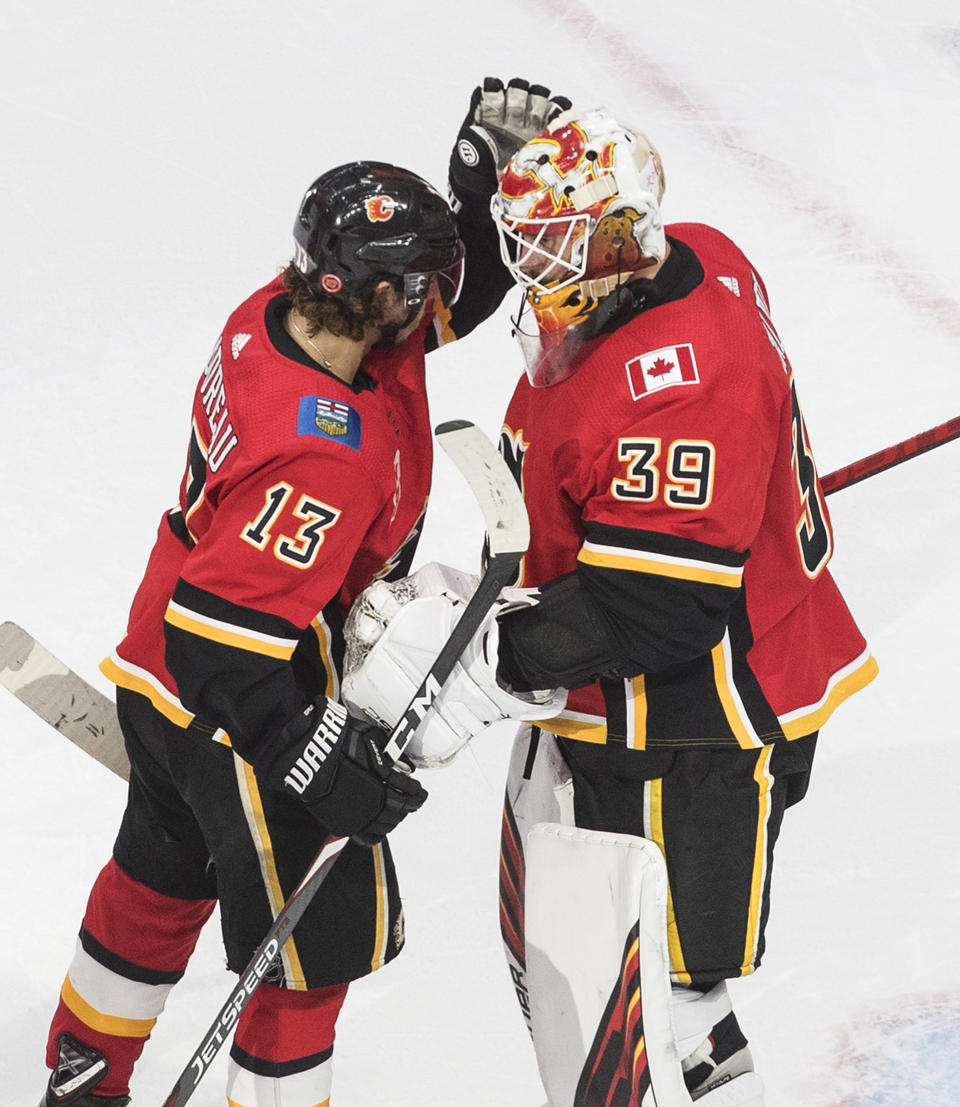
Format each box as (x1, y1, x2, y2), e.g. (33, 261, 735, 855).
(449, 77, 572, 218)
(342, 563, 567, 768)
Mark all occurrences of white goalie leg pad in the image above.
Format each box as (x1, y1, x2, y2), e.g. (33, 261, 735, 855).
(505, 725, 576, 841)
(693, 1073, 764, 1106)
(501, 726, 575, 1032)
(524, 822, 693, 1107)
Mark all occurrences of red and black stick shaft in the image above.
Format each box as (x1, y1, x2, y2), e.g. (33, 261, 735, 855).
(822, 414, 960, 496)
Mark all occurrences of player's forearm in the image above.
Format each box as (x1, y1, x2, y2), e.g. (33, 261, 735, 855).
(497, 562, 737, 692)
(163, 579, 311, 760)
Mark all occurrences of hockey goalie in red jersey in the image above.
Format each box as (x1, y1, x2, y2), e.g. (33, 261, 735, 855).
(36, 78, 574, 1107)
(343, 100, 877, 1106)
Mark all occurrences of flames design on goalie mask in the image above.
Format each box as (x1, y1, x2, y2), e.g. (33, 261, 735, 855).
(494, 109, 667, 387)
(494, 109, 667, 305)
(499, 120, 619, 227)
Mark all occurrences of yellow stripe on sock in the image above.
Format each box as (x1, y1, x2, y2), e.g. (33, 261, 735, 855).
(61, 974, 157, 1038)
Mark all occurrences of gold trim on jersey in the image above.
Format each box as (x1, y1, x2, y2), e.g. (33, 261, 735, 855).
(309, 614, 339, 700)
(60, 974, 157, 1038)
(542, 644, 877, 751)
(540, 711, 607, 743)
(626, 675, 648, 750)
(742, 745, 773, 974)
(101, 653, 232, 746)
(644, 780, 690, 984)
(777, 648, 878, 740)
(711, 633, 764, 749)
(369, 844, 390, 972)
(100, 653, 194, 728)
(165, 601, 299, 660)
(578, 540, 744, 588)
(234, 754, 307, 989)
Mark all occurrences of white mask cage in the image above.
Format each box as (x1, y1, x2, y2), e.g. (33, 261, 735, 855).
(493, 205, 595, 295)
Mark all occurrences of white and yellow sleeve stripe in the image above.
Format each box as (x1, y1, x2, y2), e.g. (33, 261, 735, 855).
(578, 540, 744, 589)
(164, 600, 299, 660)
(100, 652, 195, 729)
(777, 647, 879, 740)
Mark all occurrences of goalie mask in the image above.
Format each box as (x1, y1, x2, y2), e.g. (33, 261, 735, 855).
(293, 161, 464, 312)
(491, 108, 667, 386)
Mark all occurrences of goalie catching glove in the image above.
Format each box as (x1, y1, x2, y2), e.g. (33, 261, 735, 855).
(341, 563, 567, 768)
(255, 697, 427, 845)
(449, 76, 572, 219)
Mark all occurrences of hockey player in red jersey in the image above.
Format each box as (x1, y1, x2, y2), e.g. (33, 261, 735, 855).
(343, 102, 878, 1105)
(36, 81, 572, 1107)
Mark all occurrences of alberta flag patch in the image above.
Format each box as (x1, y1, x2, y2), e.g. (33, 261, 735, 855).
(297, 396, 362, 450)
(625, 344, 700, 401)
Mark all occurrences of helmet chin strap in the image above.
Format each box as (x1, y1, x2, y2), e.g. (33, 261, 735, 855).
(375, 301, 421, 348)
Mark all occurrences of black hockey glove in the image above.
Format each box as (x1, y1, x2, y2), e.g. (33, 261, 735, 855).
(449, 76, 572, 219)
(259, 697, 427, 846)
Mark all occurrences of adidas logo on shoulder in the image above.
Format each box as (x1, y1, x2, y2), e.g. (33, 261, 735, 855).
(231, 333, 252, 359)
(717, 276, 740, 297)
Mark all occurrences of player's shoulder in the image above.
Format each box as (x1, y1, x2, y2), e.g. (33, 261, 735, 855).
(222, 275, 288, 337)
(587, 226, 789, 423)
(666, 222, 750, 263)
(205, 280, 397, 485)
(666, 222, 760, 291)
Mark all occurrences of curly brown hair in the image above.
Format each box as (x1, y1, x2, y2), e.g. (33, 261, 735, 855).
(281, 263, 403, 342)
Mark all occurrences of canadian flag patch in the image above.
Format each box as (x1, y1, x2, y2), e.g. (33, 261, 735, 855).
(626, 344, 699, 400)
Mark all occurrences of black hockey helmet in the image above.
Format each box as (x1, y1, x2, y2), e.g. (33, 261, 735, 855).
(292, 161, 464, 310)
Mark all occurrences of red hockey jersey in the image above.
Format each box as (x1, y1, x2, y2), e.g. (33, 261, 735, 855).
(502, 224, 877, 749)
(102, 277, 436, 758)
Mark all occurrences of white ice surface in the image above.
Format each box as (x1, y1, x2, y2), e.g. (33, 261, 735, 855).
(2, 1, 959, 1103)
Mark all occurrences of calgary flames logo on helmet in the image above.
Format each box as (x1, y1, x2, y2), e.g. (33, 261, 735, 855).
(364, 195, 398, 222)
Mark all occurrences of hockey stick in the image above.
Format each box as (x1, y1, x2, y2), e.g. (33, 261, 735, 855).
(0, 422, 527, 1106)
(822, 413, 960, 495)
(155, 419, 528, 1106)
(0, 621, 130, 779)
(5, 409, 956, 777)
(0, 419, 530, 783)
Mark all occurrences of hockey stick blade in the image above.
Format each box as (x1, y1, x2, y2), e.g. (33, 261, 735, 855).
(159, 421, 529, 1106)
(0, 621, 130, 780)
(433, 418, 529, 558)
(380, 419, 528, 764)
